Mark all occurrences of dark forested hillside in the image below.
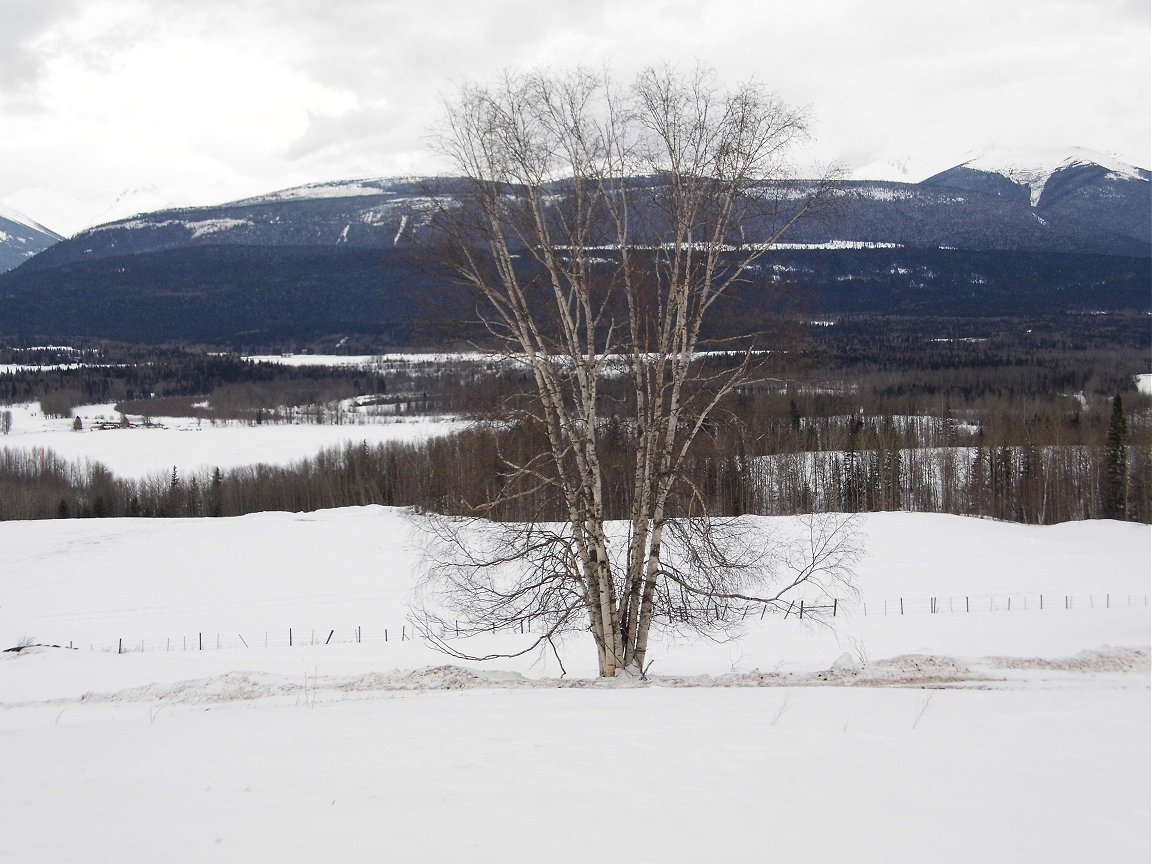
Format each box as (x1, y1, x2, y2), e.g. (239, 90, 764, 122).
(0, 245, 446, 347)
(2, 158, 1147, 347)
(1, 244, 1147, 347)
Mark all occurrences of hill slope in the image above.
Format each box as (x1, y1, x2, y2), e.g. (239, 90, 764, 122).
(2, 152, 1148, 346)
(0, 204, 63, 273)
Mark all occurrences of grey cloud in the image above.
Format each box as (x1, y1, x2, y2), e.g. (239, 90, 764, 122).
(282, 104, 406, 162)
(0, 0, 82, 89)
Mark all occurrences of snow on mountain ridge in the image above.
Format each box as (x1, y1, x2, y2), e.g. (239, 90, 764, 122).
(1061, 146, 1146, 181)
(83, 185, 186, 232)
(854, 145, 1147, 206)
(229, 177, 430, 206)
(0, 202, 62, 239)
(86, 217, 255, 238)
(955, 146, 1148, 207)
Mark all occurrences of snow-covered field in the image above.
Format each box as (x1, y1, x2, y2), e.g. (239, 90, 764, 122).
(244, 352, 484, 367)
(1, 508, 1149, 862)
(0, 402, 460, 479)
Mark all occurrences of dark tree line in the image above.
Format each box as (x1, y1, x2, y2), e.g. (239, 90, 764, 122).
(2, 328, 1148, 525)
(2, 391, 1147, 524)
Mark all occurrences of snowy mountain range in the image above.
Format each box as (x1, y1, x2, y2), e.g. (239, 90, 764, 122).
(918, 146, 1150, 243)
(1, 148, 1147, 344)
(7, 147, 1147, 274)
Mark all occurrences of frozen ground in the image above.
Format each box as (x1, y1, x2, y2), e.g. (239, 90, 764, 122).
(0, 402, 460, 479)
(1, 508, 1148, 862)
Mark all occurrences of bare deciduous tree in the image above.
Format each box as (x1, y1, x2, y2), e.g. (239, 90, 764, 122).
(416, 66, 853, 677)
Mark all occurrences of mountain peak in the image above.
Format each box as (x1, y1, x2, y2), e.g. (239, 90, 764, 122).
(1059, 146, 1148, 181)
(919, 145, 1148, 208)
(852, 146, 1147, 196)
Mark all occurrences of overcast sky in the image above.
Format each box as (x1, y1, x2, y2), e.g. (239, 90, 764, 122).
(2, 0, 1148, 236)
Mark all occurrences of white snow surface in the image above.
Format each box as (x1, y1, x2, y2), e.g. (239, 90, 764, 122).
(244, 352, 488, 367)
(0, 201, 61, 238)
(0, 505, 1149, 862)
(228, 177, 418, 205)
(773, 240, 903, 249)
(2, 508, 1147, 684)
(88, 216, 254, 237)
(1136, 373, 1152, 395)
(0, 402, 461, 480)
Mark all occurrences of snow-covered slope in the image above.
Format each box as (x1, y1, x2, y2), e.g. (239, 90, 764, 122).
(9, 176, 466, 275)
(228, 177, 427, 205)
(943, 146, 1143, 202)
(82, 183, 187, 231)
(918, 146, 1150, 242)
(0, 202, 63, 273)
(1, 507, 1147, 684)
(0, 508, 1147, 863)
(856, 146, 1147, 200)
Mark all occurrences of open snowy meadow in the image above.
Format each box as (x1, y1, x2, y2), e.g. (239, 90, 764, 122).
(1, 395, 1149, 862)
(0, 399, 460, 480)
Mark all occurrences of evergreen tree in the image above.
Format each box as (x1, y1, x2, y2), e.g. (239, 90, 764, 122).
(881, 446, 903, 510)
(840, 416, 866, 512)
(210, 468, 224, 517)
(1103, 394, 1129, 520)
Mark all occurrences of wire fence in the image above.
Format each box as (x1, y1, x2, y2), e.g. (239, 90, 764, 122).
(76, 624, 423, 655)
(48, 619, 563, 655)
(859, 592, 1149, 616)
(29, 591, 1147, 655)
